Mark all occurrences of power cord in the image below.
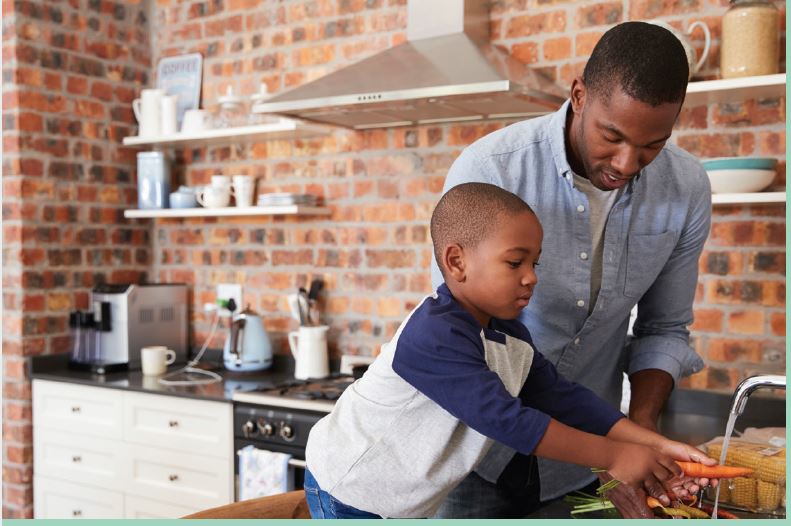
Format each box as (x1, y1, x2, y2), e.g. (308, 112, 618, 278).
(158, 301, 229, 386)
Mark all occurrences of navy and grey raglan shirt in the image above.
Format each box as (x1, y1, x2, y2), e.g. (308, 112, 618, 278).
(305, 284, 624, 518)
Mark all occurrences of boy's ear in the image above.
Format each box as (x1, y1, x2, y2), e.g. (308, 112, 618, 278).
(443, 244, 466, 283)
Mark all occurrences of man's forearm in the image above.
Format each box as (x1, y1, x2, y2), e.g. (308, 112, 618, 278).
(628, 369, 674, 431)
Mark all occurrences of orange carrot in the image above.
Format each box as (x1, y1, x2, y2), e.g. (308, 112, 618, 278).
(675, 461, 754, 479)
(645, 496, 663, 509)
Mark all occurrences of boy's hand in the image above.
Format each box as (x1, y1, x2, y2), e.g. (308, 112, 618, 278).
(606, 442, 682, 506)
(655, 439, 718, 496)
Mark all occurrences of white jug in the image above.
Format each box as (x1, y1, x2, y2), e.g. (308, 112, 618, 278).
(132, 88, 165, 137)
(288, 325, 329, 380)
(160, 95, 178, 136)
(646, 20, 711, 79)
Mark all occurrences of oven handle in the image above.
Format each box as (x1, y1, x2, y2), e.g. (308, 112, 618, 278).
(289, 459, 307, 469)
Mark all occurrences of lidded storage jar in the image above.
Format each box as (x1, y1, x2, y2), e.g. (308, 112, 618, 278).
(720, 0, 779, 78)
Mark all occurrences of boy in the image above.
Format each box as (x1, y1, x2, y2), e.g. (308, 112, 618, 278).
(304, 183, 713, 519)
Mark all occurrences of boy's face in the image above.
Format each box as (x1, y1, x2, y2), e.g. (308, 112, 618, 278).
(452, 210, 543, 327)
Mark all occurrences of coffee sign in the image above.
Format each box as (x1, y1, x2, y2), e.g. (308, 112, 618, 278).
(156, 53, 203, 129)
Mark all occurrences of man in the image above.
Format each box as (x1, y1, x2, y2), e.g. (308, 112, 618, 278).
(431, 22, 712, 518)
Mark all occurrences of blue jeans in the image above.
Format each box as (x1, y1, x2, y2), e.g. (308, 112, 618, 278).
(304, 468, 382, 519)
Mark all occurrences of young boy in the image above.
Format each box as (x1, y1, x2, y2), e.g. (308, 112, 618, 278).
(304, 183, 713, 519)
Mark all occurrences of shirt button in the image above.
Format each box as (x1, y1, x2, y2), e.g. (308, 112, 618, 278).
(576, 299, 585, 308)
(577, 205, 585, 213)
(580, 252, 588, 260)
(574, 338, 580, 345)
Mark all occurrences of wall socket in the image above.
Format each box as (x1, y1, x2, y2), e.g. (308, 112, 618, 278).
(217, 283, 243, 316)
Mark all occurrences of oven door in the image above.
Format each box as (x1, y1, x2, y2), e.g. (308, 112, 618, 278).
(234, 439, 307, 501)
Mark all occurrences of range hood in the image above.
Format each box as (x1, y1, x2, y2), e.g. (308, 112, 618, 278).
(252, 0, 566, 129)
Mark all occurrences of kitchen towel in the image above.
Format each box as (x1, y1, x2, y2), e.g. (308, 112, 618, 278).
(237, 445, 294, 500)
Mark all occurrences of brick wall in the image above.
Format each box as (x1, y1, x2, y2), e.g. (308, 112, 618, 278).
(1, 0, 152, 517)
(1, 0, 785, 518)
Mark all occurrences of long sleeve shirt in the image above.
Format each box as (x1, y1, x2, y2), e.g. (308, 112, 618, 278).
(431, 100, 711, 499)
(305, 284, 624, 518)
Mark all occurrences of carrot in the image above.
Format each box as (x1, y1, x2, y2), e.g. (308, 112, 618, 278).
(645, 496, 663, 509)
(675, 461, 754, 479)
(699, 502, 740, 519)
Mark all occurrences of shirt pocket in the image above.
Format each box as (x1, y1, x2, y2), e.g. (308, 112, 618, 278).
(623, 231, 676, 298)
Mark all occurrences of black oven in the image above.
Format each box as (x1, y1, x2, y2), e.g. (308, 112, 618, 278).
(233, 403, 327, 498)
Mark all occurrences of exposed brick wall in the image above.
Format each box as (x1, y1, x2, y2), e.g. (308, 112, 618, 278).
(1, 0, 152, 517)
(1, 0, 785, 518)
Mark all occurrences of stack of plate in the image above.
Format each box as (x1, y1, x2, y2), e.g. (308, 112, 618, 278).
(701, 157, 777, 194)
(257, 193, 318, 207)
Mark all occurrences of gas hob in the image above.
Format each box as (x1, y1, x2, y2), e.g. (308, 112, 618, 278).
(232, 374, 354, 413)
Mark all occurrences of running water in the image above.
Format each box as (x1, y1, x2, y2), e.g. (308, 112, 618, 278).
(711, 411, 739, 520)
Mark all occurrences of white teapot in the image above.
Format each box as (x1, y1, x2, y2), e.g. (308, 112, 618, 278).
(646, 20, 711, 79)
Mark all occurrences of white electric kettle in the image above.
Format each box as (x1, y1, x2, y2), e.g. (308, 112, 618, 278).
(288, 325, 329, 380)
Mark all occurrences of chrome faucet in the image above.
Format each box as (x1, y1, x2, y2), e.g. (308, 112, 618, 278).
(729, 375, 786, 416)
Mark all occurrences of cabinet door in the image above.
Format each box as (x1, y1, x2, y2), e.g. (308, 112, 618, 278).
(33, 380, 123, 439)
(34, 430, 125, 491)
(34, 475, 123, 519)
(124, 494, 200, 519)
(123, 390, 232, 457)
(124, 443, 233, 509)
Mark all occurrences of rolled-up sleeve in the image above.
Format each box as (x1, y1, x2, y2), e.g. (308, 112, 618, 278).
(627, 167, 711, 382)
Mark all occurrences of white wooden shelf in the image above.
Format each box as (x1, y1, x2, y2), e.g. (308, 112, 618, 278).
(123, 205, 331, 219)
(712, 191, 786, 205)
(121, 119, 330, 148)
(685, 74, 786, 106)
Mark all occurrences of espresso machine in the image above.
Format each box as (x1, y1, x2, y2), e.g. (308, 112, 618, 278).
(69, 284, 189, 374)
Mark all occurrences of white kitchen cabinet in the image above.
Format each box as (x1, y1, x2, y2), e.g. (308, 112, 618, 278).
(32, 379, 233, 519)
(34, 475, 124, 519)
(124, 495, 197, 519)
(33, 380, 123, 439)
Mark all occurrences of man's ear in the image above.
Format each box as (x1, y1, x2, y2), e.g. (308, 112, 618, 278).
(443, 244, 466, 283)
(569, 76, 586, 115)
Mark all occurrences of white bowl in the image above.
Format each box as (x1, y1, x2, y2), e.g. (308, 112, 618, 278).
(706, 168, 776, 194)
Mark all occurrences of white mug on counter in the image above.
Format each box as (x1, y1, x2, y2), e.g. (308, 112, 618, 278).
(181, 108, 212, 134)
(289, 325, 329, 380)
(141, 345, 176, 376)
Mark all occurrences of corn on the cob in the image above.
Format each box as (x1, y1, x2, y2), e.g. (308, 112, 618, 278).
(719, 479, 732, 503)
(757, 479, 782, 510)
(757, 454, 785, 484)
(730, 477, 757, 508)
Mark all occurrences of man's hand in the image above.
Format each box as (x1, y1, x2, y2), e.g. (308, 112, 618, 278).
(628, 369, 673, 432)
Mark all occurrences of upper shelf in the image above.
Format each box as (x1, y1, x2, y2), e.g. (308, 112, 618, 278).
(123, 205, 331, 219)
(685, 73, 786, 107)
(122, 118, 330, 148)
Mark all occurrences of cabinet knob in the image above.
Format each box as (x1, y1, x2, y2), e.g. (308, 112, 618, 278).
(71, 406, 81, 413)
(72, 455, 82, 463)
(168, 420, 179, 427)
(72, 510, 82, 517)
(169, 474, 179, 482)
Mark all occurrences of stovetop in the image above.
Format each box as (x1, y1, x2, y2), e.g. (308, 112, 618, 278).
(232, 374, 355, 413)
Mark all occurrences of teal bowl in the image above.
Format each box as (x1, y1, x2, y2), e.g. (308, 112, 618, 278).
(701, 157, 777, 171)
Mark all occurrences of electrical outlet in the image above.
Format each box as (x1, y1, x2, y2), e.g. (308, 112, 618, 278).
(217, 283, 243, 316)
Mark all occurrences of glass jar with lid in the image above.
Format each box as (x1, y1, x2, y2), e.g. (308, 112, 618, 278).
(720, 0, 779, 78)
(214, 86, 247, 128)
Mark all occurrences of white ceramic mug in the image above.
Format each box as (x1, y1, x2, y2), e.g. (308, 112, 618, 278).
(141, 346, 176, 376)
(160, 95, 178, 136)
(181, 108, 212, 133)
(288, 325, 330, 380)
(211, 175, 232, 188)
(132, 88, 164, 137)
(197, 185, 231, 208)
(646, 20, 711, 79)
(232, 175, 255, 207)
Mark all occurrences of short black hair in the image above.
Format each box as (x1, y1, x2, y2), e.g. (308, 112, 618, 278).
(583, 21, 688, 106)
(431, 183, 536, 277)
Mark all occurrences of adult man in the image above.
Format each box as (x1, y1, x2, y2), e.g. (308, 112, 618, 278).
(431, 22, 712, 518)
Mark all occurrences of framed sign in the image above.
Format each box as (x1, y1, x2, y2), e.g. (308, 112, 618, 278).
(156, 53, 203, 130)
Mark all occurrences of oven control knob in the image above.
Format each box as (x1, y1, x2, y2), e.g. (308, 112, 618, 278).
(257, 419, 274, 436)
(242, 420, 256, 438)
(279, 424, 294, 440)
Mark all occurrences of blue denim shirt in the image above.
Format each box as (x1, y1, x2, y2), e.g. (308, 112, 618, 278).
(431, 100, 711, 500)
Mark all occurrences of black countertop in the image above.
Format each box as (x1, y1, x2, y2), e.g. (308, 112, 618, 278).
(28, 352, 301, 403)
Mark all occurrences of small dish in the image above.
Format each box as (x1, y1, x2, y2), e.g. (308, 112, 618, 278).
(706, 169, 776, 194)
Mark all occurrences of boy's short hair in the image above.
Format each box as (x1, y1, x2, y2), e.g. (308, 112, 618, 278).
(431, 183, 535, 277)
(583, 21, 688, 107)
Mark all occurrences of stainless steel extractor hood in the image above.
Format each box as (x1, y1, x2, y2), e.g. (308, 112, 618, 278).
(252, 0, 566, 129)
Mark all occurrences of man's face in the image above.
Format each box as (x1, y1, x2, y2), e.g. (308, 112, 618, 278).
(570, 81, 682, 191)
(459, 210, 543, 325)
